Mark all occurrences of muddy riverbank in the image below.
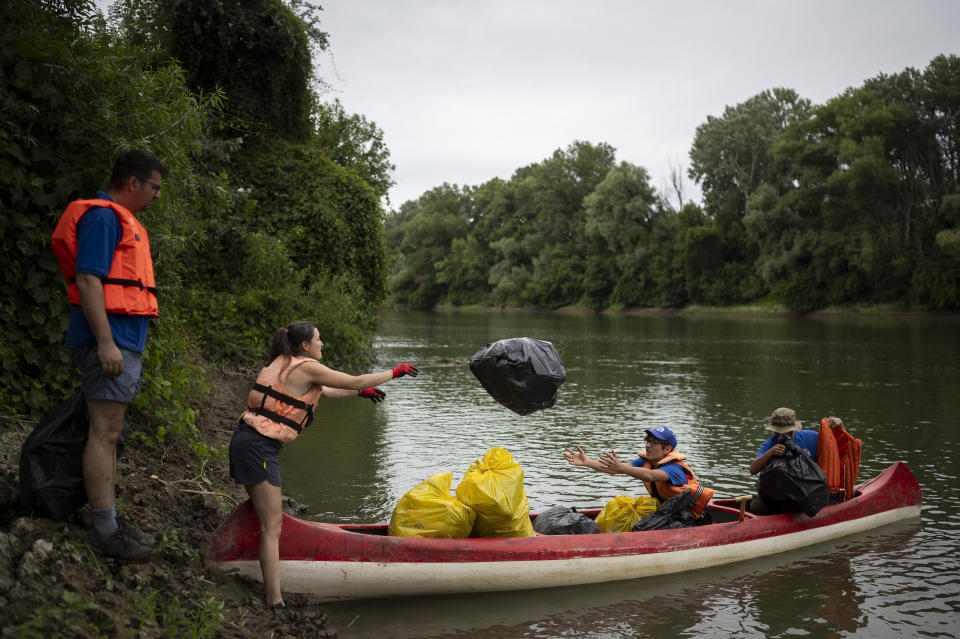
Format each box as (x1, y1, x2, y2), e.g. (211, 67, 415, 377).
(0, 367, 337, 638)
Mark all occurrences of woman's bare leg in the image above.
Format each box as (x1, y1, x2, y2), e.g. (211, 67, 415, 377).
(246, 481, 284, 606)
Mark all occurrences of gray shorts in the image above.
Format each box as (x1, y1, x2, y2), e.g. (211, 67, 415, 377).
(69, 345, 143, 403)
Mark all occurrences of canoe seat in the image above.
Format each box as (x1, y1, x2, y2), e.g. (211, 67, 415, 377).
(734, 495, 753, 521)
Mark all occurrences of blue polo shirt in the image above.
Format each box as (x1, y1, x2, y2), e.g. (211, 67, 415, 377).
(64, 191, 150, 352)
(630, 457, 688, 486)
(756, 430, 819, 461)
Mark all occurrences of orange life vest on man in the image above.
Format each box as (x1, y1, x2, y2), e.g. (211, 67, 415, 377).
(241, 356, 324, 443)
(51, 198, 159, 317)
(635, 450, 715, 517)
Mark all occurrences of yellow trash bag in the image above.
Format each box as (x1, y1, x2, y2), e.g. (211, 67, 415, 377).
(388, 473, 476, 538)
(455, 447, 536, 537)
(595, 495, 660, 533)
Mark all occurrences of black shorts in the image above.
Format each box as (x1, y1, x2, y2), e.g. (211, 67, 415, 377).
(229, 422, 283, 487)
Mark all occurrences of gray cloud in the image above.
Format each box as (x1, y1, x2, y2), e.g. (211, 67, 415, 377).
(316, 0, 960, 208)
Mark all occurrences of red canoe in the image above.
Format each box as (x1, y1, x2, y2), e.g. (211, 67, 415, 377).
(206, 461, 921, 601)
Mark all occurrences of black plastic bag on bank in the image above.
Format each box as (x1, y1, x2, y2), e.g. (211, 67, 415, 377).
(756, 434, 829, 517)
(533, 506, 599, 535)
(469, 337, 566, 415)
(632, 489, 697, 531)
(19, 389, 131, 521)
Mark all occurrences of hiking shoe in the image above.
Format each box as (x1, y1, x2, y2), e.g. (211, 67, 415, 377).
(117, 516, 156, 547)
(86, 526, 153, 563)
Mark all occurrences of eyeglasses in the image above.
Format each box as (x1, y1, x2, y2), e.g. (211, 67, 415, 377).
(140, 178, 162, 193)
(645, 437, 670, 447)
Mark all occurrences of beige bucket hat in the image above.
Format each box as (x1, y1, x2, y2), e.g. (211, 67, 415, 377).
(763, 407, 802, 433)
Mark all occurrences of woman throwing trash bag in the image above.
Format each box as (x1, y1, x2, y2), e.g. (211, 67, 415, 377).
(228, 320, 418, 606)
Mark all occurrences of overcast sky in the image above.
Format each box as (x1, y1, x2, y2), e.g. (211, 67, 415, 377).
(312, 1, 960, 209)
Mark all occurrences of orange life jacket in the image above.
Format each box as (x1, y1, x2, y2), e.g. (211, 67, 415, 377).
(241, 355, 324, 443)
(816, 418, 863, 500)
(51, 198, 159, 317)
(635, 449, 715, 517)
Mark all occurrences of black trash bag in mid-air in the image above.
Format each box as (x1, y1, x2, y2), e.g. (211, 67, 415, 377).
(756, 434, 829, 517)
(19, 389, 131, 521)
(533, 506, 599, 535)
(632, 489, 697, 531)
(469, 337, 566, 415)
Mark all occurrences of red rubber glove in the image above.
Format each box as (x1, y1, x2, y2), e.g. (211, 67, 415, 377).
(392, 363, 419, 378)
(359, 387, 386, 403)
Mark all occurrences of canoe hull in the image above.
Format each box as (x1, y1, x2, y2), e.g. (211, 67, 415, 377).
(206, 461, 921, 601)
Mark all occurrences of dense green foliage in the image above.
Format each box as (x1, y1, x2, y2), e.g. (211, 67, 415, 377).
(111, 0, 320, 142)
(312, 99, 396, 203)
(182, 138, 387, 366)
(386, 58, 960, 312)
(389, 142, 620, 309)
(1, 0, 393, 428)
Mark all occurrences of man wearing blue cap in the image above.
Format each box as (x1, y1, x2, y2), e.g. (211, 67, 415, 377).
(564, 425, 715, 522)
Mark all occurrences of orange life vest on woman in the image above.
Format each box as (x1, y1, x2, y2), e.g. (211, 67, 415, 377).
(51, 198, 159, 317)
(635, 450, 715, 517)
(241, 356, 324, 443)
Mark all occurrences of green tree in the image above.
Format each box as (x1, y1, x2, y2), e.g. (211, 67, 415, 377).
(312, 99, 395, 203)
(435, 234, 491, 306)
(863, 55, 960, 308)
(383, 56, 959, 313)
(491, 141, 616, 307)
(759, 55, 960, 311)
(111, 0, 394, 353)
(686, 88, 812, 304)
(230, 140, 387, 311)
(690, 88, 812, 221)
(181, 139, 387, 367)
(583, 162, 666, 307)
(113, 0, 320, 142)
(386, 141, 617, 310)
(386, 184, 473, 309)
(1, 0, 395, 430)
(432, 177, 513, 305)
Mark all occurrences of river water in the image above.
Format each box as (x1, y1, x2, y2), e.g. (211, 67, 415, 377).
(280, 310, 960, 638)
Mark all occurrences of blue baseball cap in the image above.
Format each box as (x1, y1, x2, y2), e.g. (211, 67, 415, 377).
(645, 426, 678, 449)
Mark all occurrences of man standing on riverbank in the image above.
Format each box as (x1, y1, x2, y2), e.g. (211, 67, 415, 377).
(51, 149, 168, 563)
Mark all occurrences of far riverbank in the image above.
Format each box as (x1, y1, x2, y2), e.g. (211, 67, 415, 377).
(421, 302, 960, 321)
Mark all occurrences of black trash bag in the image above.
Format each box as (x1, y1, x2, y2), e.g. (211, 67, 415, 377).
(469, 337, 566, 415)
(756, 434, 829, 517)
(19, 389, 132, 521)
(632, 489, 697, 531)
(533, 506, 599, 535)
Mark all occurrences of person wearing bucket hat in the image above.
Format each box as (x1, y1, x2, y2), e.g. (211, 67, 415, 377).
(748, 407, 821, 515)
(563, 425, 715, 522)
(750, 407, 819, 473)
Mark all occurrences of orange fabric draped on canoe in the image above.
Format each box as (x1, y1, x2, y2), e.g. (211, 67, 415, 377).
(817, 418, 863, 500)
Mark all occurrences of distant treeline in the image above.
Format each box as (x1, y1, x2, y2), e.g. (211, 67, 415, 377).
(386, 55, 960, 312)
(1, 0, 393, 427)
